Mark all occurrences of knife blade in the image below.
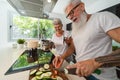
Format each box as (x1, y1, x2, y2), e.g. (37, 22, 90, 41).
(54, 68, 101, 75)
(53, 68, 76, 75)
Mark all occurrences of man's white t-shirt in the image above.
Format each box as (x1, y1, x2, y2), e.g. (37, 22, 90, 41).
(72, 11, 120, 80)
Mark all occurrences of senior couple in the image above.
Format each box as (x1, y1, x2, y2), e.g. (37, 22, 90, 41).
(51, 0, 120, 80)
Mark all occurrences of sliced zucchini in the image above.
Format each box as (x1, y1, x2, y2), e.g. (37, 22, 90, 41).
(39, 67, 45, 72)
(31, 77, 37, 80)
(36, 76, 42, 79)
(45, 72, 52, 76)
(44, 64, 50, 69)
(30, 69, 37, 75)
(36, 71, 43, 76)
(40, 72, 51, 79)
(40, 73, 47, 79)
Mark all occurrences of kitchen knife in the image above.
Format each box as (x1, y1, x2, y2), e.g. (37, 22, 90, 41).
(55, 68, 101, 75)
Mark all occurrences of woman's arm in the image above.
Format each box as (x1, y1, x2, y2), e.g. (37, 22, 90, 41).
(61, 39, 75, 59)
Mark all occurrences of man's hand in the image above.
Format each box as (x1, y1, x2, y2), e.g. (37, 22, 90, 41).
(52, 55, 64, 68)
(66, 59, 102, 77)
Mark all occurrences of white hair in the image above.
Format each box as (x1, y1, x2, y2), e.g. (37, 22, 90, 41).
(72, 12, 87, 37)
(64, 0, 82, 13)
(68, 0, 81, 7)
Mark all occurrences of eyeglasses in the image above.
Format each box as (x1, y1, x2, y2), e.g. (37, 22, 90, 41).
(66, 3, 80, 18)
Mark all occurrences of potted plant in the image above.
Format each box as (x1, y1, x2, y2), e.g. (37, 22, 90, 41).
(17, 39, 25, 48)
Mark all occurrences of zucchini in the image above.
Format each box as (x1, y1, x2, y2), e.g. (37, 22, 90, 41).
(36, 71, 43, 76)
(31, 77, 37, 80)
(30, 69, 37, 75)
(45, 72, 52, 76)
(39, 67, 45, 72)
(44, 64, 50, 69)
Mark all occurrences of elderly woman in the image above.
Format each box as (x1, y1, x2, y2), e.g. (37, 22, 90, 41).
(51, 18, 74, 63)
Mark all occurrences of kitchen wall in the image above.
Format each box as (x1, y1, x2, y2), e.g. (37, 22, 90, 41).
(0, 1, 17, 46)
(0, 3, 8, 45)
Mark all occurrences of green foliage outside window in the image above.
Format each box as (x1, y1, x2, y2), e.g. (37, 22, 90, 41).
(13, 16, 54, 39)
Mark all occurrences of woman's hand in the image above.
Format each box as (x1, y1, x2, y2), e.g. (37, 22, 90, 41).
(52, 55, 64, 68)
(66, 59, 102, 77)
(64, 37, 72, 46)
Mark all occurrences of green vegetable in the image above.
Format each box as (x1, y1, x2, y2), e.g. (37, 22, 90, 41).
(36, 71, 43, 76)
(93, 69, 101, 75)
(44, 64, 50, 69)
(30, 69, 37, 75)
(31, 77, 37, 80)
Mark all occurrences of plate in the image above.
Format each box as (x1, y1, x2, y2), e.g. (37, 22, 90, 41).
(66, 74, 86, 80)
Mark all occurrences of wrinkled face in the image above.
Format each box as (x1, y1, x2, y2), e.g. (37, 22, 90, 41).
(65, 2, 85, 23)
(54, 24, 62, 32)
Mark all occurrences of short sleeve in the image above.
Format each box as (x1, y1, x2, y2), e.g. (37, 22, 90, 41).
(64, 31, 71, 37)
(100, 11, 120, 33)
(51, 33, 55, 42)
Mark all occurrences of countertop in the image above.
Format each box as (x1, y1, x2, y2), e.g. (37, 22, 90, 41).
(0, 44, 86, 80)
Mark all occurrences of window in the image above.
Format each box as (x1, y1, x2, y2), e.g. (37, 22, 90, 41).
(10, 15, 54, 41)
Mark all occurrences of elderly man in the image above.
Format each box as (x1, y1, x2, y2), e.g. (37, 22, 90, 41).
(52, 0, 120, 80)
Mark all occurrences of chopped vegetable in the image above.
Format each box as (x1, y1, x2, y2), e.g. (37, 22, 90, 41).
(44, 64, 50, 69)
(30, 64, 64, 80)
(31, 77, 37, 80)
(36, 76, 41, 79)
(39, 67, 45, 72)
(46, 72, 52, 76)
(36, 71, 43, 75)
(30, 69, 37, 75)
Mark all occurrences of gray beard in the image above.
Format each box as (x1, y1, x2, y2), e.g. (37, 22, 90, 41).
(72, 12, 87, 37)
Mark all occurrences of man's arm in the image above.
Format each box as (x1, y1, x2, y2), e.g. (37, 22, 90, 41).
(107, 27, 120, 43)
(95, 48, 120, 67)
(66, 49, 120, 76)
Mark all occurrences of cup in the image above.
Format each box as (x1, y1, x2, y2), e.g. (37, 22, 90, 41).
(27, 40, 38, 49)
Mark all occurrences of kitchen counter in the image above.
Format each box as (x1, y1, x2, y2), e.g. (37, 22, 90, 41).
(0, 44, 86, 80)
(0, 44, 29, 80)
